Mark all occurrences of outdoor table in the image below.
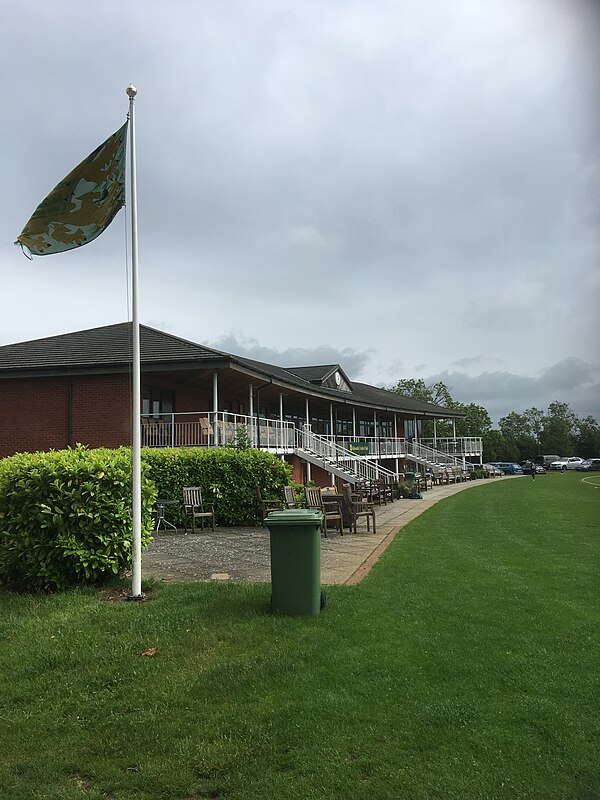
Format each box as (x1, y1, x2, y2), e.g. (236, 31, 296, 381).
(155, 499, 179, 531)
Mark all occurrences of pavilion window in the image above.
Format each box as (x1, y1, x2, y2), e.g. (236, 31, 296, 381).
(357, 419, 375, 438)
(142, 385, 174, 419)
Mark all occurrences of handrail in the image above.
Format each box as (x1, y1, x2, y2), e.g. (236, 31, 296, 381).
(296, 426, 397, 482)
(408, 439, 460, 467)
(141, 411, 295, 450)
(419, 437, 482, 456)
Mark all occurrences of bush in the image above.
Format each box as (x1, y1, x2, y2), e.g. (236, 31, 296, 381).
(142, 447, 292, 526)
(0, 445, 156, 592)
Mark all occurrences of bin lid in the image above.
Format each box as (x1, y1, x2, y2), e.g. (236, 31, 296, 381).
(264, 509, 323, 527)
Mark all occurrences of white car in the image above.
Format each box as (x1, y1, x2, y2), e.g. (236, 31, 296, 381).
(549, 457, 584, 471)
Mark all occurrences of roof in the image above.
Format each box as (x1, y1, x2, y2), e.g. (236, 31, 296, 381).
(0, 322, 463, 418)
(0, 322, 226, 371)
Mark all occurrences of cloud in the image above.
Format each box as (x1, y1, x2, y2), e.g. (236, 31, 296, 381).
(204, 330, 374, 377)
(203, 331, 600, 426)
(423, 358, 600, 423)
(1, 0, 599, 433)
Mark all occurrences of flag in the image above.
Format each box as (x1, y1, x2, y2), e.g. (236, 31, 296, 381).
(16, 122, 128, 256)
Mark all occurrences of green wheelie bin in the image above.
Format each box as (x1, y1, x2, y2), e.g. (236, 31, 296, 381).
(264, 509, 325, 616)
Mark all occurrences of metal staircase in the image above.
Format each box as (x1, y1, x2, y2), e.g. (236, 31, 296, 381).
(406, 440, 461, 470)
(294, 428, 462, 483)
(295, 427, 396, 485)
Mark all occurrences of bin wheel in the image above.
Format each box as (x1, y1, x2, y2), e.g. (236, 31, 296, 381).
(320, 591, 327, 610)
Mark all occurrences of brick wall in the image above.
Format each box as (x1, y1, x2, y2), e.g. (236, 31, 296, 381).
(0, 374, 132, 457)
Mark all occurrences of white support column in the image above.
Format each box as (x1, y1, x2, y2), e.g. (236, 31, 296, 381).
(279, 392, 284, 450)
(212, 372, 219, 447)
(248, 384, 254, 447)
(305, 397, 311, 482)
(352, 407, 356, 438)
(434, 418, 437, 448)
(330, 403, 334, 439)
(374, 410, 379, 477)
(394, 414, 399, 476)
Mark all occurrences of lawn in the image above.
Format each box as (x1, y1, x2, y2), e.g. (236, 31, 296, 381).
(0, 472, 598, 799)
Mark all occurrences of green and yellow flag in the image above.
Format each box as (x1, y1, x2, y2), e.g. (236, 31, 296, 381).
(16, 122, 128, 256)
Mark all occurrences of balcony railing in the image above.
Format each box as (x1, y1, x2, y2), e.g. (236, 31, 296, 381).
(333, 435, 408, 458)
(141, 411, 295, 451)
(140, 412, 482, 462)
(420, 437, 483, 457)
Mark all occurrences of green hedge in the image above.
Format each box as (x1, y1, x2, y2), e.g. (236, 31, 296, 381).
(0, 446, 156, 592)
(142, 447, 292, 526)
(0, 445, 292, 592)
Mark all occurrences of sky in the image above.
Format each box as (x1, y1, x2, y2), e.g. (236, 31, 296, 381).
(2, 0, 599, 424)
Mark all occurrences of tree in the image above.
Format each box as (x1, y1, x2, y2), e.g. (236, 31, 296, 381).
(523, 407, 545, 446)
(391, 379, 433, 403)
(481, 429, 508, 462)
(391, 379, 458, 437)
(574, 417, 600, 458)
(456, 403, 492, 438)
(539, 401, 578, 456)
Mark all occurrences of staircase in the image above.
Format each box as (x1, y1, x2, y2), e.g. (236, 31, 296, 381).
(295, 427, 396, 485)
(406, 440, 461, 471)
(294, 428, 461, 483)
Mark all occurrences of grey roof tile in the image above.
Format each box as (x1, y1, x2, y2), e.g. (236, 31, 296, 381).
(0, 322, 462, 418)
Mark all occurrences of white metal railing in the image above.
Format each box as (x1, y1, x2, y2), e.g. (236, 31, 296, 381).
(420, 437, 483, 456)
(333, 435, 408, 458)
(297, 426, 396, 482)
(141, 413, 477, 478)
(141, 411, 295, 450)
(408, 439, 460, 467)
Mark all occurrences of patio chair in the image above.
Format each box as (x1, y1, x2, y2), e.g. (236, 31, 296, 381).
(342, 484, 376, 534)
(283, 485, 297, 509)
(182, 486, 215, 532)
(304, 486, 343, 537)
(256, 485, 283, 522)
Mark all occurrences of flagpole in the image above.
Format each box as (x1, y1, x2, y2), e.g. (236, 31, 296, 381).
(126, 84, 144, 602)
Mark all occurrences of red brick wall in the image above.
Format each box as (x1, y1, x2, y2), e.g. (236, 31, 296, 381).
(0, 374, 132, 457)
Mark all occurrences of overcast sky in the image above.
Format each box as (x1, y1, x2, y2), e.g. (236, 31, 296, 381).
(2, 0, 599, 423)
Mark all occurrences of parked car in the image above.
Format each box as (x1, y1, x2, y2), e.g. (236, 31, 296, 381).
(575, 458, 600, 471)
(537, 455, 561, 469)
(489, 462, 524, 475)
(549, 457, 585, 471)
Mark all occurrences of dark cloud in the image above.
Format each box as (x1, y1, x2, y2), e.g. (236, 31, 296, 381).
(1, 0, 598, 424)
(423, 359, 600, 423)
(205, 331, 374, 377)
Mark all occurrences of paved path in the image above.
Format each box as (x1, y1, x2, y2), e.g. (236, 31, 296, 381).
(142, 479, 501, 586)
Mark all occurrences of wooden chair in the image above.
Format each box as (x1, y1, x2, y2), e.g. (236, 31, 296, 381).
(342, 484, 376, 534)
(304, 487, 343, 537)
(198, 416, 213, 445)
(283, 485, 297, 509)
(182, 486, 215, 532)
(256, 485, 282, 521)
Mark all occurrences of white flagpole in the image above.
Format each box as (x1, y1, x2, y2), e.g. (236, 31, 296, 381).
(126, 84, 144, 601)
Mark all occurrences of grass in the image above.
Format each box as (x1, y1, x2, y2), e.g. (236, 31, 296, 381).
(0, 472, 598, 799)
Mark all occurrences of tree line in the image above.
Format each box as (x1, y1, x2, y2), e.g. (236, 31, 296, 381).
(392, 379, 600, 462)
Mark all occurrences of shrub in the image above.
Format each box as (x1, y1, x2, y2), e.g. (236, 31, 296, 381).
(142, 447, 292, 526)
(0, 445, 156, 592)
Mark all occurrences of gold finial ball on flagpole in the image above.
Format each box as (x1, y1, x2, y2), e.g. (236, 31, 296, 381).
(126, 85, 137, 98)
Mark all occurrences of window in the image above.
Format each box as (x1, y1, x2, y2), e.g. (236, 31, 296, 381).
(142, 385, 174, 418)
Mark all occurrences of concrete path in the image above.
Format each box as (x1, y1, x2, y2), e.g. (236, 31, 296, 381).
(142, 479, 501, 586)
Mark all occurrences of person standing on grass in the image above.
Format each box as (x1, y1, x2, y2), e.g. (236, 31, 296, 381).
(531, 462, 536, 480)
